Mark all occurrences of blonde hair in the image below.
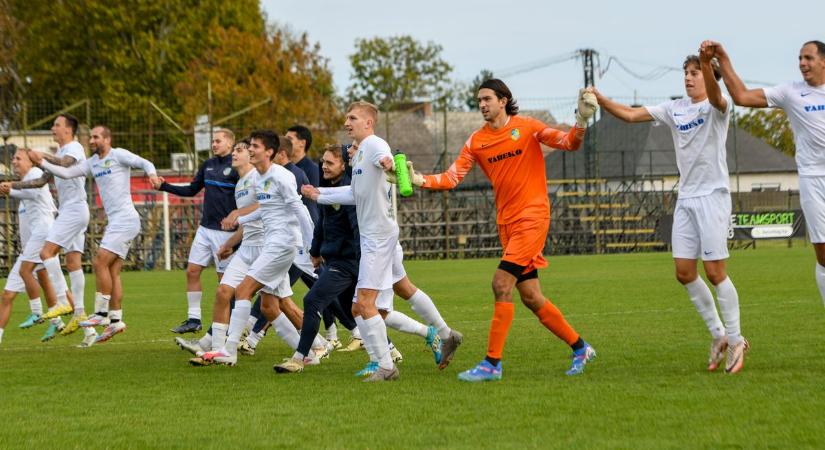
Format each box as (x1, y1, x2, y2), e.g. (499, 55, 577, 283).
(214, 128, 235, 144)
(347, 101, 380, 124)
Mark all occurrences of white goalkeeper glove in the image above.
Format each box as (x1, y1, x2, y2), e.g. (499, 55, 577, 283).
(575, 88, 599, 128)
(385, 160, 425, 187)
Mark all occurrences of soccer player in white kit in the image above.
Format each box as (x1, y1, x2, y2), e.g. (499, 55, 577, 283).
(200, 129, 314, 367)
(31, 125, 160, 346)
(302, 101, 462, 381)
(0, 148, 60, 344)
(12, 114, 91, 339)
(592, 53, 748, 373)
(703, 39, 825, 311)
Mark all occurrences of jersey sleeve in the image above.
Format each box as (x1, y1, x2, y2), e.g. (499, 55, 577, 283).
(369, 138, 393, 169)
(317, 186, 355, 205)
(40, 159, 90, 179)
(644, 101, 673, 127)
(278, 174, 313, 250)
(161, 162, 205, 196)
(421, 142, 475, 190)
(530, 115, 585, 151)
(65, 142, 86, 162)
(763, 83, 789, 109)
(113, 148, 157, 175)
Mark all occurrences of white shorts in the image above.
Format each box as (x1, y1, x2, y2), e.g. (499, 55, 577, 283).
(4, 258, 45, 293)
(220, 245, 263, 289)
(20, 223, 51, 263)
(4, 259, 25, 293)
(357, 236, 406, 290)
(351, 288, 395, 312)
(672, 189, 731, 261)
(187, 226, 234, 273)
(293, 248, 318, 279)
(47, 205, 89, 253)
(248, 245, 296, 298)
(100, 221, 140, 259)
(799, 176, 825, 243)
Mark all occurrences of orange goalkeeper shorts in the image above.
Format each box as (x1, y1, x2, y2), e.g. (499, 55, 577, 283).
(497, 217, 550, 274)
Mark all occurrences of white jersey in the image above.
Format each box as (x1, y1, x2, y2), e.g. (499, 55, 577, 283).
(53, 141, 87, 210)
(645, 97, 731, 198)
(41, 147, 156, 224)
(10, 167, 56, 244)
(246, 164, 311, 249)
(234, 169, 264, 247)
(763, 81, 825, 176)
(350, 134, 398, 239)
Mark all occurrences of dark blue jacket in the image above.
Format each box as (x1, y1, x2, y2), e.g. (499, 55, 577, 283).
(296, 156, 321, 224)
(285, 162, 319, 226)
(160, 154, 238, 231)
(310, 171, 359, 261)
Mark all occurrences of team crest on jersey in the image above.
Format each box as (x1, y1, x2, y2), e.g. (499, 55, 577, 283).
(510, 129, 520, 141)
(223, 167, 231, 176)
(102, 159, 114, 168)
(262, 179, 272, 191)
(332, 204, 340, 211)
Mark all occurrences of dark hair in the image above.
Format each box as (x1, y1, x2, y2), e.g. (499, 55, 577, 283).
(287, 125, 312, 152)
(803, 40, 825, 57)
(249, 129, 279, 160)
(683, 55, 721, 81)
(478, 78, 519, 115)
(93, 125, 112, 139)
(238, 137, 251, 146)
(58, 113, 79, 136)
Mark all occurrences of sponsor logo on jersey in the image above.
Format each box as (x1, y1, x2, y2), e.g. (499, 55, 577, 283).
(676, 117, 705, 132)
(235, 189, 249, 199)
(801, 92, 812, 97)
(354, 168, 363, 175)
(487, 149, 522, 164)
(510, 129, 521, 141)
(803, 104, 825, 112)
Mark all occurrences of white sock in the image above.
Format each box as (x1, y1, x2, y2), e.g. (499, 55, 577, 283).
(245, 316, 257, 334)
(43, 257, 69, 306)
(312, 334, 328, 349)
(273, 313, 300, 350)
(364, 315, 393, 370)
(354, 315, 376, 362)
(224, 300, 251, 356)
(247, 329, 263, 348)
(94, 292, 110, 315)
(685, 278, 725, 339)
(816, 264, 825, 307)
(29, 298, 43, 316)
(69, 270, 85, 314)
(385, 310, 428, 338)
(211, 322, 228, 352)
(325, 322, 338, 341)
(109, 309, 123, 323)
(714, 277, 743, 346)
(198, 331, 213, 351)
(187, 291, 202, 320)
(0, 328, 4, 343)
(407, 289, 451, 339)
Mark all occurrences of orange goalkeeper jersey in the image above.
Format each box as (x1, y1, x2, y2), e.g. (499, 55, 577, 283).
(422, 115, 584, 224)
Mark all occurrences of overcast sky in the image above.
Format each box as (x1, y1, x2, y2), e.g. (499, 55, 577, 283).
(262, 0, 823, 107)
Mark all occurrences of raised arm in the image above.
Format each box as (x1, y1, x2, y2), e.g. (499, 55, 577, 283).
(40, 159, 89, 179)
(702, 40, 768, 108)
(699, 46, 728, 112)
(9, 171, 52, 189)
(592, 87, 654, 123)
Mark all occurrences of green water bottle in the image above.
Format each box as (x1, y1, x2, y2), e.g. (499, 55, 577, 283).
(394, 151, 414, 197)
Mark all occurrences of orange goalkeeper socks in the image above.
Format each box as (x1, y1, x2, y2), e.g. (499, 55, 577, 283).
(486, 301, 515, 360)
(534, 299, 579, 346)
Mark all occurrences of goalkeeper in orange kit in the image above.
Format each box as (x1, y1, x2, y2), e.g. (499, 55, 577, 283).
(393, 79, 599, 381)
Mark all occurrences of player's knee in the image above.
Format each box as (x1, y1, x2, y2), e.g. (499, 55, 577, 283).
(186, 264, 202, 279)
(393, 278, 416, 299)
(491, 278, 513, 300)
(351, 303, 362, 318)
(705, 270, 727, 286)
(674, 269, 696, 285)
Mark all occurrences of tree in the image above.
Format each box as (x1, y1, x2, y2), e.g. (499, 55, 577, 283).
(346, 35, 453, 110)
(174, 26, 341, 156)
(9, 0, 264, 111)
(0, 0, 23, 131)
(465, 69, 495, 110)
(736, 108, 795, 157)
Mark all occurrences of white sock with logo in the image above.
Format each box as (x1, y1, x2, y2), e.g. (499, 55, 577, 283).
(29, 298, 43, 316)
(69, 270, 85, 315)
(384, 310, 428, 338)
(407, 289, 451, 339)
(684, 278, 725, 339)
(714, 277, 743, 346)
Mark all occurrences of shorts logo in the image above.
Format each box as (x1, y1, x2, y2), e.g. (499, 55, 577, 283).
(223, 167, 232, 176)
(510, 129, 521, 141)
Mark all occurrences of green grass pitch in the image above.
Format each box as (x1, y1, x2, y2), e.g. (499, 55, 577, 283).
(1, 246, 823, 448)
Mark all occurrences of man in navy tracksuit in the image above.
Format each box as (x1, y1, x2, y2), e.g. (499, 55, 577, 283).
(274, 145, 362, 372)
(159, 129, 238, 333)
